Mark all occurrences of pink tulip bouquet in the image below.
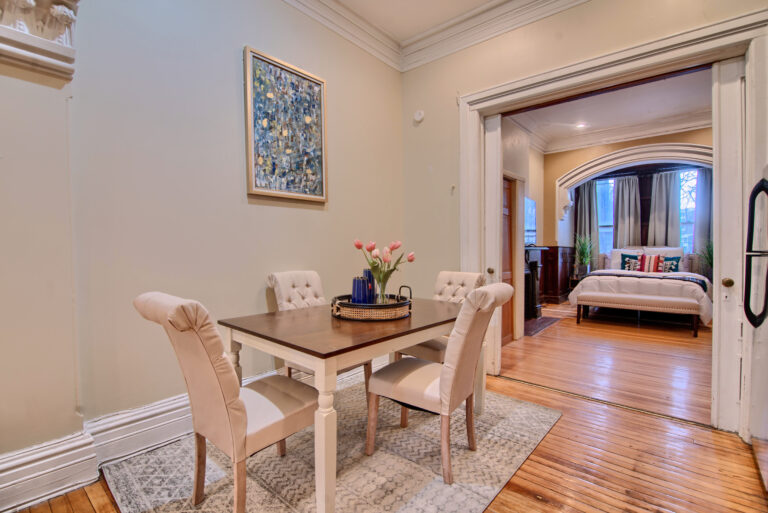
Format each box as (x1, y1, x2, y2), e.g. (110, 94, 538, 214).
(354, 239, 415, 303)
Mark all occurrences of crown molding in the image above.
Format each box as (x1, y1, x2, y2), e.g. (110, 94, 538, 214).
(400, 0, 588, 71)
(282, 0, 586, 72)
(282, 0, 401, 70)
(511, 109, 713, 154)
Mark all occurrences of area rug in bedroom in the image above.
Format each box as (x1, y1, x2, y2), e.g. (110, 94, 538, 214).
(103, 382, 560, 513)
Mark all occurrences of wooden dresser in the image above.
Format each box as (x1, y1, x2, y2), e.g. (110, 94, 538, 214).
(540, 246, 574, 304)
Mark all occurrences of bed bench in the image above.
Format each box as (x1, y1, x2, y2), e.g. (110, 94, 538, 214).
(575, 292, 700, 337)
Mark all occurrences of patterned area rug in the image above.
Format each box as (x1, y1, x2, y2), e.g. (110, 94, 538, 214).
(523, 316, 560, 337)
(103, 382, 559, 513)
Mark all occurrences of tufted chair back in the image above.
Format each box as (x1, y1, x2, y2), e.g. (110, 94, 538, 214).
(440, 283, 513, 415)
(267, 270, 326, 311)
(133, 292, 247, 461)
(432, 271, 486, 303)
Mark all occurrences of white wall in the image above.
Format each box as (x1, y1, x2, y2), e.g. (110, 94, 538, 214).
(69, 0, 403, 419)
(0, 65, 82, 451)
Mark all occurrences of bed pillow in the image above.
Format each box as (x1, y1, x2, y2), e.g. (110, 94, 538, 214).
(621, 253, 641, 271)
(610, 248, 643, 269)
(638, 254, 663, 272)
(661, 256, 681, 272)
(643, 246, 684, 258)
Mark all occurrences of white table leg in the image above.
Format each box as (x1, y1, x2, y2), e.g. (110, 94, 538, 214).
(474, 343, 485, 415)
(314, 359, 338, 513)
(223, 327, 242, 385)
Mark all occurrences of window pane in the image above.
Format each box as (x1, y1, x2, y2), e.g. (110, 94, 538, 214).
(680, 170, 698, 254)
(595, 178, 614, 254)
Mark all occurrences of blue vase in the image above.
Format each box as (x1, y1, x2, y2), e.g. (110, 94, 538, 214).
(362, 269, 375, 303)
(351, 277, 367, 304)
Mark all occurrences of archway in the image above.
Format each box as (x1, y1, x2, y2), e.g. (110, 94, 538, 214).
(555, 143, 713, 222)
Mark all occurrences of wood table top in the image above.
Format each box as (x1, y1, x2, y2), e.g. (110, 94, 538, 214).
(218, 298, 461, 359)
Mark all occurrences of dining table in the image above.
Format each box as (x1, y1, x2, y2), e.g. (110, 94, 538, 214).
(218, 297, 487, 513)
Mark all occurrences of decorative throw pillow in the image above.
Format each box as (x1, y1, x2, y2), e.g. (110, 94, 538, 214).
(621, 253, 641, 271)
(661, 256, 681, 272)
(639, 254, 661, 272)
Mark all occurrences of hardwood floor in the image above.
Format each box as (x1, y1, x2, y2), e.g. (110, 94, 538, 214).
(24, 480, 118, 513)
(27, 377, 767, 513)
(502, 303, 712, 424)
(486, 377, 767, 512)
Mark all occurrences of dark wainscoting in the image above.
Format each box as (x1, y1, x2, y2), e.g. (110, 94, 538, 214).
(540, 246, 574, 303)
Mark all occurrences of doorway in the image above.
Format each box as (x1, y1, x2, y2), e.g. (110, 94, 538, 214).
(462, 27, 766, 434)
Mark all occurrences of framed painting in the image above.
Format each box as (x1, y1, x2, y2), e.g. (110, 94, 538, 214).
(244, 47, 327, 202)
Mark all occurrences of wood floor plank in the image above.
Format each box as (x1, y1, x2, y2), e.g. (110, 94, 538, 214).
(66, 489, 96, 513)
(486, 377, 768, 512)
(28, 502, 51, 513)
(83, 481, 118, 513)
(49, 495, 74, 513)
(502, 303, 712, 423)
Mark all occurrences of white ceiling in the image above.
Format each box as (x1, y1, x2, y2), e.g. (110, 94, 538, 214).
(285, 0, 586, 71)
(335, 0, 504, 43)
(506, 68, 712, 154)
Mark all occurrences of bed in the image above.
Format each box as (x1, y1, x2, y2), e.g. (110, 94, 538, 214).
(568, 247, 713, 337)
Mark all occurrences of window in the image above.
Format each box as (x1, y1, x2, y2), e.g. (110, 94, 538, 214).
(595, 178, 614, 254)
(680, 169, 698, 254)
(524, 197, 536, 245)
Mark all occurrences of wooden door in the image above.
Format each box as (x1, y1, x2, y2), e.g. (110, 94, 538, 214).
(502, 178, 514, 344)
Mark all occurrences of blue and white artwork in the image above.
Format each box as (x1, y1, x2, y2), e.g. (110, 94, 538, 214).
(246, 49, 326, 201)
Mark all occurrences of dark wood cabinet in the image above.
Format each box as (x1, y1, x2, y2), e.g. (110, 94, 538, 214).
(540, 246, 574, 304)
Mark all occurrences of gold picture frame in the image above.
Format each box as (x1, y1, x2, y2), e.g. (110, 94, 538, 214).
(244, 47, 327, 202)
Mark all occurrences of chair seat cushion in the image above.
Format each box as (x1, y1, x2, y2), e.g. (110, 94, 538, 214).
(400, 337, 447, 363)
(241, 375, 318, 455)
(368, 358, 442, 413)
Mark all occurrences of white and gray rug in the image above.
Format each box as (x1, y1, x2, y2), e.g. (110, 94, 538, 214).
(103, 382, 560, 513)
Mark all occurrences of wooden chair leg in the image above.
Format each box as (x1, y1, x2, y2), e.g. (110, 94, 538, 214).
(276, 439, 286, 457)
(193, 433, 206, 505)
(440, 414, 453, 484)
(693, 315, 699, 337)
(233, 459, 246, 513)
(400, 406, 408, 427)
(394, 352, 402, 361)
(363, 362, 372, 394)
(365, 393, 379, 456)
(465, 394, 476, 451)
(576, 304, 581, 324)
(286, 366, 293, 378)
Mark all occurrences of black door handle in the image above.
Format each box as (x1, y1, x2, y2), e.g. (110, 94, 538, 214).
(744, 178, 768, 328)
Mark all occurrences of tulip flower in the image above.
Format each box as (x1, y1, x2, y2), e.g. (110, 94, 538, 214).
(407, 252, 415, 262)
(371, 248, 380, 259)
(382, 253, 391, 263)
(383, 246, 391, 255)
(353, 239, 363, 250)
(389, 241, 402, 251)
(365, 241, 376, 252)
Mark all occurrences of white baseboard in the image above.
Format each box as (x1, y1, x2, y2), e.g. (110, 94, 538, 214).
(0, 431, 99, 513)
(0, 357, 390, 512)
(84, 394, 194, 467)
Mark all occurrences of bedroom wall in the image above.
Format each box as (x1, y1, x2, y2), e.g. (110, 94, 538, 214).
(400, 0, 759, 296)
(70, 0, 404, 419)
(542, 128, 713, 245)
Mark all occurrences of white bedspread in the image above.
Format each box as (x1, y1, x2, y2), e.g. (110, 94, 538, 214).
(568, 270, 713, 323)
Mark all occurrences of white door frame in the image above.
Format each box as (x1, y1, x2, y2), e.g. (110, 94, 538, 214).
(458, 9, 768, 434)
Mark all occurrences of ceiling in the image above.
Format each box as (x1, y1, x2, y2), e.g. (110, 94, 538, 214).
(285, 0, 586, 71)
(335, 0, 504, 43)
(505, 68, 713, 154)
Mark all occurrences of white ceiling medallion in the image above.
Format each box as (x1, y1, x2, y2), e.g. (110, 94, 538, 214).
(282, 0, 587, 72)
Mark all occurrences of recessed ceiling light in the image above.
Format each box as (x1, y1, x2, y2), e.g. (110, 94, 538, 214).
(576, 122, 587, 129)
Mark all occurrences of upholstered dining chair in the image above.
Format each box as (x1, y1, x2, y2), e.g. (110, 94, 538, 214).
(365, 282, 513, 484)
(395, 270, 485, 426)
(267, 270, 372, 390)
(133, 292, 318, 513)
